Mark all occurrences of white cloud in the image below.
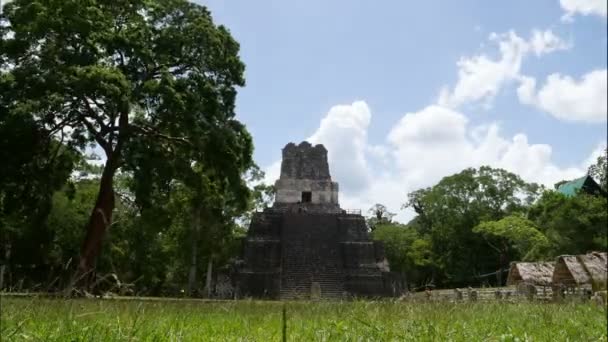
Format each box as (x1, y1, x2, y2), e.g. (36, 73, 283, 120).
(516, 75, 537, 104)
(529, 29, 571, 56)
(583, 141, 608, 167)
(262, 101, 601, 223)
(387, 105, 588, 189)
(263, 160, 281, 185)
(306, 101, 373, 194)
(261, 101, 374, 195)
(259, 27, 595, 224)
(517, 69, 607, 123)
(387, 106, 473, 182)
(560, 0, 607, 21)
(438, 30, 569, 109)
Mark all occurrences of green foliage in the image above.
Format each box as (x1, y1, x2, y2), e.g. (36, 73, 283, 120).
(46, 180, 99, 266)
(366, 203, 395, 231)
(588, 147, 607, 191)
(404, 166, 542, 286)
(0, 110, 81, 287)
(528, 191, 608, 256)
(473, 214, 549, 261)
(0, 113, 79, 234)
(372, 222, 433, 287)
(235, 167, 275, 228)
(1, 0, 254, 271)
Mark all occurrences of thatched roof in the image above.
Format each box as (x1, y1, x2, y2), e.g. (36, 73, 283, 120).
(506, 262, 555, 286)
(578, 252, 607, 286)
(552, 252, 608, 289)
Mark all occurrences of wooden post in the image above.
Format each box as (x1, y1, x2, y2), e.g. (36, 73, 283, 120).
(205, 258, 213, 298)
(188, 206, 201, 296)
(525, 284, 536, 301)
(0, 243, 11, 291)
(469, 290, 478, 301)
(454, 288, 463, 301)
(282, 304, 287, 342)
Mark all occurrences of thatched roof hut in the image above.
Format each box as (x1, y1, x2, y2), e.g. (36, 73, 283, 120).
(552, 252, 607, 290)
(506, 262, 555, 286)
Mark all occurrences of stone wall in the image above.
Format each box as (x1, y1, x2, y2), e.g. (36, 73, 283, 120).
(235, 141, 400, 299)
(280, 142, 331, 180)
(274, 179, 339, 205)
(275, 142, 339, 207)
(236, 208, 398, 299)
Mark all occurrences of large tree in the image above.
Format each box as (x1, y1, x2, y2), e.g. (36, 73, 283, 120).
(473, 213, 549, 262)
(372, 222, 433, 289)
(404, 166, 542, 286)
(1, 0, 252, 280)
(366, 203, 396, 231)
(528, 191, 607, 256)
(588, 147, 607, 192)
(0, 112, 79, 289)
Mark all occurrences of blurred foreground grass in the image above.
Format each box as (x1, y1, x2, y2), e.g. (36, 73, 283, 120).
(1, 296, 606, 341)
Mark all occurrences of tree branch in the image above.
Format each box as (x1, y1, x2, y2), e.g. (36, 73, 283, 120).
(82, 96, 111, 132)
(90, 97, 111, 119)
(80, 115, 111, 154)
(482, 235, 503, 254)
(47, 128, 66, 169)
(78, 96, 118, 156)
(48, 115, 77, 136)
(130, 124, 193, 146)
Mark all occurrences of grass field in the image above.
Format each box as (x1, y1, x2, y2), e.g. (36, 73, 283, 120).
(1, 297, 606, 341)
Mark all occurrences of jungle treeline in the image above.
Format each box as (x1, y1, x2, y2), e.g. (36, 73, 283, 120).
(1, 0, 606, 295)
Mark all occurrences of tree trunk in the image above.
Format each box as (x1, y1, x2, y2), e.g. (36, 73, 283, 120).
(0, 243, 11, 290)
(75, 159, 117, 290)
(497, 266, 503, 286)
(187, 206, 201, 296)
(497, 251, 507, 286)
(205, 257, 213, 298)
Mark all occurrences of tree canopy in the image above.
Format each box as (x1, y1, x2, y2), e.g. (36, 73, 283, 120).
(0, 1, 605, 295)
(1, 0, 254, 280)
(473, 213, 549, 261)
(588, 147, 607, 191)
(402, 166, 542, 286)
(371, 166, 606, 289)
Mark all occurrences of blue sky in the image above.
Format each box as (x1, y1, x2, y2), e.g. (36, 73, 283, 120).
(199, 0, 606, 222)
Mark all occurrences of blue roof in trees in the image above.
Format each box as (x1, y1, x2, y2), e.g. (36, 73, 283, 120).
(556, 175, 604, 197)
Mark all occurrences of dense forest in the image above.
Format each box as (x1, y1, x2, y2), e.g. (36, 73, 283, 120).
(1, 0, 606, 296)
(371, 161, 607, 289)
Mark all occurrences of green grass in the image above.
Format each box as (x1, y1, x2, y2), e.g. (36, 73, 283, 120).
(1, 297, 606, 341)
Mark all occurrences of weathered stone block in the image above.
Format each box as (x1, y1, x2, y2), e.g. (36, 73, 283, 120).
(235, 142, 397, 299)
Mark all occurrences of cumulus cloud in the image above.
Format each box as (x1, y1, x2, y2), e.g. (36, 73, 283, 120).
(583, 142, 608, 167)
(387, 106, 472, 182)
(529, 30, 572, 56)
(259, 27, 597, 223)
(517, 69, 607, 123)
(379, 104, 598, 221)
(262, 160, 281, 185)
(438, 30, 569, 109)
(262, 101, 601, 223)
(387, 105, 589, 189)
(560, 0, 607, 21)
(262, 101, 374, 195)
(306, 101, 374, 194)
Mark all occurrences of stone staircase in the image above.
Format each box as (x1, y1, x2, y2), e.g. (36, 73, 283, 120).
(280, 213, 345, 299)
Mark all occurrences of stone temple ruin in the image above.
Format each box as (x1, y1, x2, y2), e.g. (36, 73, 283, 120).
(235, 141, 400, 299)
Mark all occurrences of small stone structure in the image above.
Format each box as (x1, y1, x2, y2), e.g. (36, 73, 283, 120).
(274, 142, 339, 208)
(235, 142, 400, 299)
